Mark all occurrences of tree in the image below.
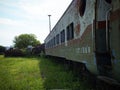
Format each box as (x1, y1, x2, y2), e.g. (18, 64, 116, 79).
(13, 34, 40, 49)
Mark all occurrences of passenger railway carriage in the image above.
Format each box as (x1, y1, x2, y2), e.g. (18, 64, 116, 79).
(44, 0, 120, 82)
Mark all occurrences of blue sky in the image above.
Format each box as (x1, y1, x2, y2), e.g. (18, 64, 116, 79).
(0, 0, 72, 46)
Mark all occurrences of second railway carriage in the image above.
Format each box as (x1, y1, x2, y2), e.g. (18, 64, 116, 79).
(44, 0, 120, 82)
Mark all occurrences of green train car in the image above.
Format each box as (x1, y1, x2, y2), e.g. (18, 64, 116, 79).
(44, 0, 120, 83)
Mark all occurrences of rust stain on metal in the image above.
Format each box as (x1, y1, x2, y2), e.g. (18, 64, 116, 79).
(110, 9, 120, 21)
(75, 0, 80, 12)
(75, 24, 80, 36)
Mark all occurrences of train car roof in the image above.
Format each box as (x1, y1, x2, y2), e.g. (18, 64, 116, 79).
(44, 0, 74, 42)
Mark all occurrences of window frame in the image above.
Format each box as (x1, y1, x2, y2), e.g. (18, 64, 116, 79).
(67, 22, 74, 41)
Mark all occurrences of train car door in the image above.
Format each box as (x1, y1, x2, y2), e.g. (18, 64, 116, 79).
(95, 0, 112, 76)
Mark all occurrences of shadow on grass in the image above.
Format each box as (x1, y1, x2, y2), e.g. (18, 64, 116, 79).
(0, 55, 93, 90)
(38, 56, 90, 90)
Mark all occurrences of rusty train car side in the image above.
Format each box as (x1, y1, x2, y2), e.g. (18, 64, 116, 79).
(44, 0, 120, 82)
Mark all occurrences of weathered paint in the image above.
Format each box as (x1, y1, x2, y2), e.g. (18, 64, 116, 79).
(45, 0, 97, 74)
(75, 24, 80, 37)
(44, 0, 120, 81)
(97, 0, 111, 21)
(109, 0, 120, 81)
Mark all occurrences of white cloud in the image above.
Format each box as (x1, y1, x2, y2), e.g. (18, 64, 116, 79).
(0, 0, 72, 46)
(0, 18, 24, 26)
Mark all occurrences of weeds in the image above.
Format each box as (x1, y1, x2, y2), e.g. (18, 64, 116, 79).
(0, 55, 91, 90)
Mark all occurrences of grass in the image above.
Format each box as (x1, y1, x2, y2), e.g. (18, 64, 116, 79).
(0, 55, 44, 90)
(0, 55, 90, 90)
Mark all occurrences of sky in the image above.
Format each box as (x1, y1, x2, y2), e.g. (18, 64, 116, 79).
(0, 0, 72, 46)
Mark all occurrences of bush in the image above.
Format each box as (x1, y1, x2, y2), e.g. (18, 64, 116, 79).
(0, 46, 5, 55)
(4, 48, 25, 57)
(32, 44, 45, 56)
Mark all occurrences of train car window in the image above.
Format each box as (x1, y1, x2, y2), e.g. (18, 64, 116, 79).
(51, 39, 53, 47)
(48, 41, 50, 48)
(79, 0, 86, 17)
(50, 40, 52, 48)
(45, 43, 47, 48)
(69, 23, 74, 39)
(67, 26, 70, 40)
(53, 37, 55, 46)
(49, 42, 50, 48)
(50, 39, 52, 48)
(61, 30, 65, 43)
(55, 35, 57, 45)
(51, 38, 54, 47)
(49, 41, 50, 48)
(47, 42, 49, 48)
(105, 0, 112, 4)
(47, 44, 48, 48)
(67, 23, 74, 41)
(56, 34, 59, 45)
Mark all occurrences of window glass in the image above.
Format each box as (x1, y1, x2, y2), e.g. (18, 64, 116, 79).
(61, 30, 65, 43)
(79, 0, 86, 16)
(67, 23, 74, 41)
(67, 26, 70, 40)
(56, 34, 59, 45)
(69, 23, 74, 40)
(53, 37, 55, 46)
(105, 0, 112, 4)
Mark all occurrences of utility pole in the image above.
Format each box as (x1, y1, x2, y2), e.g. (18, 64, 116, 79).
(48, 15, 51, 32)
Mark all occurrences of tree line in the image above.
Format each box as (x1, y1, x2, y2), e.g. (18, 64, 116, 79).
(0, 34, 44, 56)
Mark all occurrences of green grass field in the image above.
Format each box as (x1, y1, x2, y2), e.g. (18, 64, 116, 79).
(0, 55, 90, 90)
